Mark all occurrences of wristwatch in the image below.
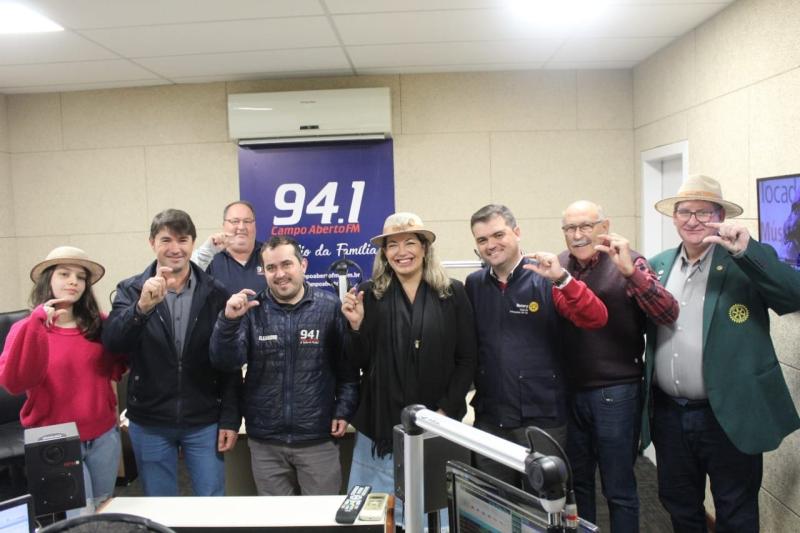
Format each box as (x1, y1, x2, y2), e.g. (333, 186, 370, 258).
(553, 269, 572, 289)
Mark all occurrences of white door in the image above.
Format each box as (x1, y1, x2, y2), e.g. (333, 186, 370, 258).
(641, 141, 687, 258)
(639, 141, 687, 464)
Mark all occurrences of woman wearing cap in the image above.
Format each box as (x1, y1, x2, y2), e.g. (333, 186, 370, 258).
(341, 212, 477, 517)
(0, 246, 127, 514)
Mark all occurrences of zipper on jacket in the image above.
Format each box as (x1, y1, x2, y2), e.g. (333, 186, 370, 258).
(157, 309, 184, 425)
(283, 310, 295, 443)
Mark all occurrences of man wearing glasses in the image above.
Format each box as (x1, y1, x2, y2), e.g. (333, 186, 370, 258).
(193, 201, 266, 294)
(642, 175, 800, 532)
(556, 201, 678, 533)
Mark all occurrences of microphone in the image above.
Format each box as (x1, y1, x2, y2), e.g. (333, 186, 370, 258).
(326, 257, 364, 300)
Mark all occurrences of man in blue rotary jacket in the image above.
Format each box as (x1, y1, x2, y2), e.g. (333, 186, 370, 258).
(210, 235, 359, 496)
(642, 175, 800, 532)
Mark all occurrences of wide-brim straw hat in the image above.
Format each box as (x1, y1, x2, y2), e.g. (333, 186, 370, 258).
(370, 212, 436, 247)
(30, 246, 105, 284)
(655, 174, 743, 218)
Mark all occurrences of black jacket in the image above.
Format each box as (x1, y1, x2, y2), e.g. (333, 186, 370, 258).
(102, 261, 241, 430)
(210, 284, 358, 443)
(346, 279, 477, 453)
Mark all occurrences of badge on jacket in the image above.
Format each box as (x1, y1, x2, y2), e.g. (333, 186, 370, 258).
(728, 303, 749, 324)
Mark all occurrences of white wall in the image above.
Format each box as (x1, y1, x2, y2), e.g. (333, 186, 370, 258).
(0, 70, 635, 313)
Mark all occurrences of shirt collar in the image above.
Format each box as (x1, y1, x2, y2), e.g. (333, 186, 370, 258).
(568, 251, 600, 276)
(678, 243, 715, 272)
(168, 266, 194, 294)
(489, 255, 524, 283)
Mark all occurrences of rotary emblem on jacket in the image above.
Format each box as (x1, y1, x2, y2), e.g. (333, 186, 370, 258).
(728, 303, 749, 324)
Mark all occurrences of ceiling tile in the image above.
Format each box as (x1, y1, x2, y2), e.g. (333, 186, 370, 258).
(581, 3, 732, 38)
(2, 79, 169, 94)
(137, 48, 351, 79)
(0, 31, 117, 65)
(29, 0, 324, 29)
(0, 60, 162, 88)
(171, 70, 355, 85)
(324, 0, 504, 14)
(357, 63, 544, 75)
(334, 9, 566, 45)
(80, 17, 339, 57)
(348, 39, 561, 68)
(545, 61, 638, 70)
(552, 37, 673, 63)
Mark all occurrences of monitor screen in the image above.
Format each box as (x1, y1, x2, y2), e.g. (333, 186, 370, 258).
(0, 495, 34, 533)
(757, 174, 800, 269)
(447, 461, 599, 533)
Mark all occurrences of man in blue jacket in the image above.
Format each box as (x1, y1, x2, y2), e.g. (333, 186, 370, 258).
(103, 209, 241, 496)
(192, 200, 266, 294)
(466, 204, 608, 490)
(210, 236, 358, 496)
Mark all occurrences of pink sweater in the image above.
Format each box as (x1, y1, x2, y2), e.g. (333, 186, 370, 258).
(0, 305, 127, 441)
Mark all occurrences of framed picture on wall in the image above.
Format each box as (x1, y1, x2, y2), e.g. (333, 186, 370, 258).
(756, 174, 800, 269)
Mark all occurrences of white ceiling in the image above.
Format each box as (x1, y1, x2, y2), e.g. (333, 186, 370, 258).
(0, 0, 734, 94)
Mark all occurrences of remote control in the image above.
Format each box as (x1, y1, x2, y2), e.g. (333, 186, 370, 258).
(335, 484, 372, 524)
(358, 493, 389, 521)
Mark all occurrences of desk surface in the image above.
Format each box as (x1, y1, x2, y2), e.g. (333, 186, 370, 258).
(101, 496, 383, 529)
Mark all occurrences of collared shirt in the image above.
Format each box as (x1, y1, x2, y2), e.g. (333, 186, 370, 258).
(654, 244, 714, 399)
(489, 255, 524, 290)
(164, 268, 196, 355)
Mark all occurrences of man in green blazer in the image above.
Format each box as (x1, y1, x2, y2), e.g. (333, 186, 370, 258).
(641, 174, 800, 532)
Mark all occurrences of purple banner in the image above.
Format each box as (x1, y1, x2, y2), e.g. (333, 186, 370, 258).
(238, 140, 395, 292)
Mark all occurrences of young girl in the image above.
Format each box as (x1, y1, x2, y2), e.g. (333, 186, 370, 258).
(0, 246, 127, 514)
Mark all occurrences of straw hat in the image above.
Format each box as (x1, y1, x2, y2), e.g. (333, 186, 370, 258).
(655, 174, 743, 218)
(370, 212, 436, 247)
(30, 246, 105, 284)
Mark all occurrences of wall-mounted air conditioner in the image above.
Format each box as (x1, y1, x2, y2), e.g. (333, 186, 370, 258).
(228, 87, 391, 145)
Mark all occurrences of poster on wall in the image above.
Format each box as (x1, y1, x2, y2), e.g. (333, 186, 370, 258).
(238, 140, 395, 292)
(757, 173, 800, 269)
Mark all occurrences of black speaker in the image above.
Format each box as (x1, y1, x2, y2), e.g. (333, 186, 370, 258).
(24, 422, 86, 515)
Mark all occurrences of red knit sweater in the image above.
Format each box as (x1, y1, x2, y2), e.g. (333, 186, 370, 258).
(0, 305, 127, 441)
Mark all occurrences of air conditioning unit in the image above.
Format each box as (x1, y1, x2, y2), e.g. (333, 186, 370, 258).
(228, 87, 392, 145)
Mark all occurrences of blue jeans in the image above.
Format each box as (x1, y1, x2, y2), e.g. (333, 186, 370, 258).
(128, 422, 224, 496)
(349, 432, 401, 524)
(67, 425, 121, 517)
(566, 382, 641, 533)
(652, 390, 761, 533)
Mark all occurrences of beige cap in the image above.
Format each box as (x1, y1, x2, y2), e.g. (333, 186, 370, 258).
(30, 246, 105, 284)
(655, 174, 743, 218)
(370, 212, 436, 247)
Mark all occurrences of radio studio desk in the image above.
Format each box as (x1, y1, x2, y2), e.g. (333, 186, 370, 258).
(100, 496, 390, 532)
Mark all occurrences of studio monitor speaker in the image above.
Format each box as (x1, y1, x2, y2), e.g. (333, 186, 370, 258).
(24, 422, 86, 515)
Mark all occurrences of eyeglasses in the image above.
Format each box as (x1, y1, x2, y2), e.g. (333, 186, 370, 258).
(561, 220, 605, 235)
(224, 218, 255, 226)
(674, 209, 718, 222)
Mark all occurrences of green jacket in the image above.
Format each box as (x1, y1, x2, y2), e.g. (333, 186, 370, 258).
(641, 239, 800, 454)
